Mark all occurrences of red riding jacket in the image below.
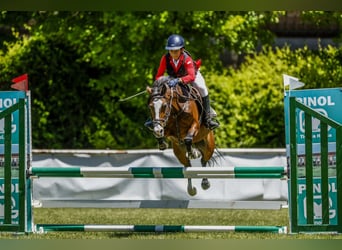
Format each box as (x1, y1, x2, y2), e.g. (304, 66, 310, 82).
(155, 51, 201, 84)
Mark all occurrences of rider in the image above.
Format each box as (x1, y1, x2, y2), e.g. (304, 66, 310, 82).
(146, 34, 220, 149)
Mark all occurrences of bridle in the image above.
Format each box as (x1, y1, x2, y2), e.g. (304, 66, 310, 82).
(150, 83, 174, 129)
(149, 80, 198, 141)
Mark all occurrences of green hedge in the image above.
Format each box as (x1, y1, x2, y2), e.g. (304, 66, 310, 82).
(206, 45, 342, 148)
(1, 38, 341, 149)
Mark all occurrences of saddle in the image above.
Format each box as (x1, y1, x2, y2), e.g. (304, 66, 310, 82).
(176, 84, 217, 119)
(176, 83, 201, 104)
(175, 84, 210, 124)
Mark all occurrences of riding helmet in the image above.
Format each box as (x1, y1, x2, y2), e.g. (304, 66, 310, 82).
(165, 34, 185, 50)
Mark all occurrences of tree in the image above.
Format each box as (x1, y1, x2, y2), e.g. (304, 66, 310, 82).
(0, 11, 280, 149)
(1, 11, 341, 149)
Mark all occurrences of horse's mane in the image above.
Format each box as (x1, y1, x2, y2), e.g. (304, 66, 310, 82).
(150, 76, 170, 97)
(152, 76, 170, 88)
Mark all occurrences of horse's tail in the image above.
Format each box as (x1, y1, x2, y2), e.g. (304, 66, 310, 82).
(206, 146, 225, 167)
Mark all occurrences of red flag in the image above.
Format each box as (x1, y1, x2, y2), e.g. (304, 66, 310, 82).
(11, 74, 29, 91)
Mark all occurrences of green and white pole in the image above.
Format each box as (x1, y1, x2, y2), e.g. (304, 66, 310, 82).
(36, 224, 287, 234)
(29, 166, 287, 179)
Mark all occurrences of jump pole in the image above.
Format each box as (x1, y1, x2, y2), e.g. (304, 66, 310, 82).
(28, 166, 287, 179)
(29, 165, 288, 234)
(35, 224, 287, 234)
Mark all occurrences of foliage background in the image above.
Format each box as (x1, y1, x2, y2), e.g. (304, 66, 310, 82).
(0, 11, 341, 149)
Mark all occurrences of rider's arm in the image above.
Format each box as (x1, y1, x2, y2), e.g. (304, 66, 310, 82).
(155, 55, 167, 80)
(179, 56, 196, 84)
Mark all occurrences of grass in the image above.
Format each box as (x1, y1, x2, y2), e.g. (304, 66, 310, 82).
(1, 208, 342, 239)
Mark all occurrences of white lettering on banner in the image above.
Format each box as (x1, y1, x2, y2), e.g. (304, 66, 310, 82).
(299, 134, 333, 139)
(303, 197, 336, 220)
(298, 184, 306, 194)
(0, 114, 16, 134)
(0, 183, 19, 194)
(0, 196, 19, 221)
(0, 98, 17, 110)
(298, 108, 333, 135)
(298, 182, 337, 194)
(296, 96, 335, 107)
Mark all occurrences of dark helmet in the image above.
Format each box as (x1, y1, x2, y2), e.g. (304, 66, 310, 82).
(165, 34, 185, 50)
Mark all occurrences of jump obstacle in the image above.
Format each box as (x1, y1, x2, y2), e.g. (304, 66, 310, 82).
(28, 166, 287, 233)
(28, 165, 287, 233)
(0, 97, 288, 234)
(28, 166, 287, 179)
(1, 93, 342, 234)
(35, 224, 287, 233)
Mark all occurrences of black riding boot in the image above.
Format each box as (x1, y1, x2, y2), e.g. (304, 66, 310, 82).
(202, 95, 220, 130)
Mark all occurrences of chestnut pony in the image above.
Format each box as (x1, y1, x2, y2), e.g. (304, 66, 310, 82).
(146, 76, 215, 196)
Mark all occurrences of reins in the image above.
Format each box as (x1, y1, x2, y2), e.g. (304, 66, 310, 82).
(150, 79, 201, 144)
(150, 82, 174, 128)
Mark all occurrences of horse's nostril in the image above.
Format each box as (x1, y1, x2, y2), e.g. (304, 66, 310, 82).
(153, 126, 164, 136)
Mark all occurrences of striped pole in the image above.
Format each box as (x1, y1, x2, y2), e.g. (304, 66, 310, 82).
(36, 224, 287, 234)
(29, 166, 287, 179)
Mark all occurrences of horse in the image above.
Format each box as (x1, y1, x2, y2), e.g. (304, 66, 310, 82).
(146, 76, 216, 196)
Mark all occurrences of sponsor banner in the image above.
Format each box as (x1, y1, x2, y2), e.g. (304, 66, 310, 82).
(284, 88, 341, 226)
(297, 177, 337, 225)
(284, 88, 342, 155)
(0, 91, 30, 226)
(0, 91, 26, 154)
(0, 178, 20, 224)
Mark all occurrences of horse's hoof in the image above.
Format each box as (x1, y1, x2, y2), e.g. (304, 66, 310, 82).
(193, 150, 201, 159)
(187, 186, 197, 196)
(158, 141, 168, 150)
(186, 149, 201, 159)
(201, 178, 210, 190)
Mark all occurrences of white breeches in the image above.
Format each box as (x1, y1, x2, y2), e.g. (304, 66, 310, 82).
(192, 70, 208, 97)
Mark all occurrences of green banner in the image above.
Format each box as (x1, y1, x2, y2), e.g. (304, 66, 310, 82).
(0, 91, 31, 229)
(284, 87, 341, 228)
(284, 88, 342, 155)
(0, 91, 28, 156)
(297, 177, 337, 225)
(0, 178, 20, 225)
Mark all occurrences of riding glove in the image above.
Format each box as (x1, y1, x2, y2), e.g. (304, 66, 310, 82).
(168, 78, 180, 87)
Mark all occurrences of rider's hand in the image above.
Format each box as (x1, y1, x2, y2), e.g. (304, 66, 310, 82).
(168, 78, 180, 87)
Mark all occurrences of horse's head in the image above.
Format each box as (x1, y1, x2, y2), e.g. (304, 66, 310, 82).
(146, 76, 173, 138)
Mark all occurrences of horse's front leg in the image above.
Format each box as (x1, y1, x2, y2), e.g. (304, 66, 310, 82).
(184, 121, 201, 159)
(199, 131, 215, 191)
(172, 142, 197, 196)
(200, 158, 210, 190)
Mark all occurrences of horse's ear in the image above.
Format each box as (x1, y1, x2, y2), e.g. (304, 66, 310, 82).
(146, 86, 152, 94)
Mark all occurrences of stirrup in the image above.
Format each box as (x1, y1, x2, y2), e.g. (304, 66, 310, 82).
(144, 120, 154, 131)
(206, 118, 220, 130)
